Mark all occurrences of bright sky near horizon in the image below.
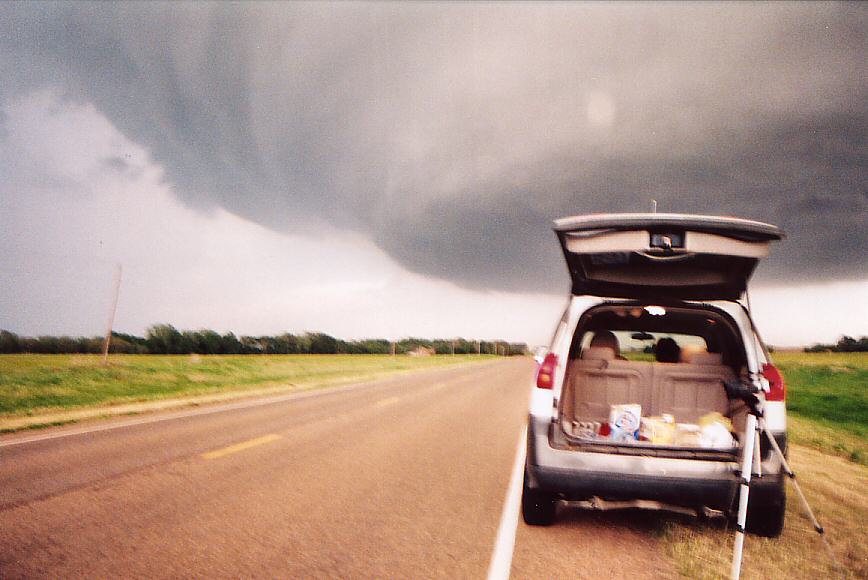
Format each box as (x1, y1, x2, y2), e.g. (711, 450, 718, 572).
(1, 3, 866, 347)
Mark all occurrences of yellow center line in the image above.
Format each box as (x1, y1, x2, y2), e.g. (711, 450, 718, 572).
(201, 434, 282, 460)
(375, 396, 401, 407)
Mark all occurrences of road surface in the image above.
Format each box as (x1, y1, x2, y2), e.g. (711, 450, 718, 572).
(0, 358, 672, 578)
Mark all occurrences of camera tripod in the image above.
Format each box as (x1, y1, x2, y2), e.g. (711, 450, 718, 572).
(726, 380, 838, 579)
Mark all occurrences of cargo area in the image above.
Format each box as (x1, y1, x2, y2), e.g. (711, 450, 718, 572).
(558, 304, 750, 456)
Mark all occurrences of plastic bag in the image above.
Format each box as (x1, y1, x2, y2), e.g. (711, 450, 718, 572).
(698, 412, 736, 448)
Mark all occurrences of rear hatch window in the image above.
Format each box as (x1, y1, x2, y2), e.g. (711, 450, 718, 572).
(554, 213, 784, 300)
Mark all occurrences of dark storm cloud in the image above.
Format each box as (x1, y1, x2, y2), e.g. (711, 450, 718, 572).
(1, 2, 865, 293)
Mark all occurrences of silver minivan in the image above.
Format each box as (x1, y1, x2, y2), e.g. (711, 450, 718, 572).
(524, 213, 788, 537)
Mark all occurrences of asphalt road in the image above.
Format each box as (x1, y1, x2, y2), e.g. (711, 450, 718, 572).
(0, 358, 671, 579)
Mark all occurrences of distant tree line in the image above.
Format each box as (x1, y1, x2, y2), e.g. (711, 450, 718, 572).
(804, 335, 868, 353)
(0, 326, 527, 356)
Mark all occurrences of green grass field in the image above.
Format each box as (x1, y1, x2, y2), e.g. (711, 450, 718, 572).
(772, 352, 867, 465)
(0, 354, 496, 422)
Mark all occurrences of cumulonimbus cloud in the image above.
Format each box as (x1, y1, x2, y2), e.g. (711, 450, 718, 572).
(1, 2, 865, 293)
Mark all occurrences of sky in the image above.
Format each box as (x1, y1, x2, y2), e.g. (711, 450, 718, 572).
(0, 2, 866, 347)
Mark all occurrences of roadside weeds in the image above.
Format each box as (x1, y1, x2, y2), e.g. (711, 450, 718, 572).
(664, 445, 867, 579)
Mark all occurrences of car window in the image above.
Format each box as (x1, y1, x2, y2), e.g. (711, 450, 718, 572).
(578, 331, 708, 361)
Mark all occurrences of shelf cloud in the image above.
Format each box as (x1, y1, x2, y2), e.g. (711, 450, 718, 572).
(2, 2, 865, 293)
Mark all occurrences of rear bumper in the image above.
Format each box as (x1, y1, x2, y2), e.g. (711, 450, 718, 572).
(526, 415, 784, 512)
(529, 464, 741, 509)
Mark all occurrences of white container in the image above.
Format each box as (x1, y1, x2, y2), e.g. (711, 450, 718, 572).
(609, 404, 642, 441)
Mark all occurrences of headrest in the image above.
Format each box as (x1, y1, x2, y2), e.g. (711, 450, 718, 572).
(581, 346, 615, 361)
(684, 351, 723, 365)
(680, 345, 704, 363)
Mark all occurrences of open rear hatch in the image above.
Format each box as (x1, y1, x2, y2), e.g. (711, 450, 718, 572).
(554, 213, 784, 300)
(556, 302, 755, 461)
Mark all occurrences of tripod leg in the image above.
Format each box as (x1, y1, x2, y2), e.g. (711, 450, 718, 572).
(754, 424, 762, 478)
(731, 413, 758, 580)
(759, 420, 846, 575)
(760, 421, 823, 534)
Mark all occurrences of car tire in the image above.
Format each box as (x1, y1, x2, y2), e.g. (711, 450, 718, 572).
(745, 488, 786, 538)
(522, 472, 557, 526)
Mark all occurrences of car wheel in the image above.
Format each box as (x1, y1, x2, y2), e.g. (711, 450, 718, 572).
(745, 488, 786, 538)
(522, 472, 557, 526)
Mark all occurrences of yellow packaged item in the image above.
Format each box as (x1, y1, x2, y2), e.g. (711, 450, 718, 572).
(639, 415, 676, 445)
(698, 412, 733, 431)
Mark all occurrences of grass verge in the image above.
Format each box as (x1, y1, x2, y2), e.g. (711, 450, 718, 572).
(664, 445, 867, 579)
(0, 354, 499, 429)
(773, 352, 867, 466)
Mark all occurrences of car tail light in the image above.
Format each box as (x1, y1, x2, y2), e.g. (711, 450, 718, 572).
(536, 353, 558, 389)
(763, 363, 786, 401)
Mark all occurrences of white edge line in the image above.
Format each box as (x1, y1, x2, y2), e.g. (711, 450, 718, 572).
(487, 425, 528, 580)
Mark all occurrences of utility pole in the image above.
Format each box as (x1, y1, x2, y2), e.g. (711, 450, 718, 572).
(102, 263, 122, 365)
(451, 339, 455, 356)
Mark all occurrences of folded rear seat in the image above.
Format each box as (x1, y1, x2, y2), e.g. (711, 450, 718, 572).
(566, 347, 734, 426)
(652, 351, 734, 423)
(566, 347, 653, 423)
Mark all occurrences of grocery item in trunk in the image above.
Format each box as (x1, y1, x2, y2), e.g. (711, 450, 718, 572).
(609, 404, 642, 442)
(573, 420, 601, 439)
(698, 412, 736, 448)
(639, 414, 676, 445)
(674, 423, 702, 446)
